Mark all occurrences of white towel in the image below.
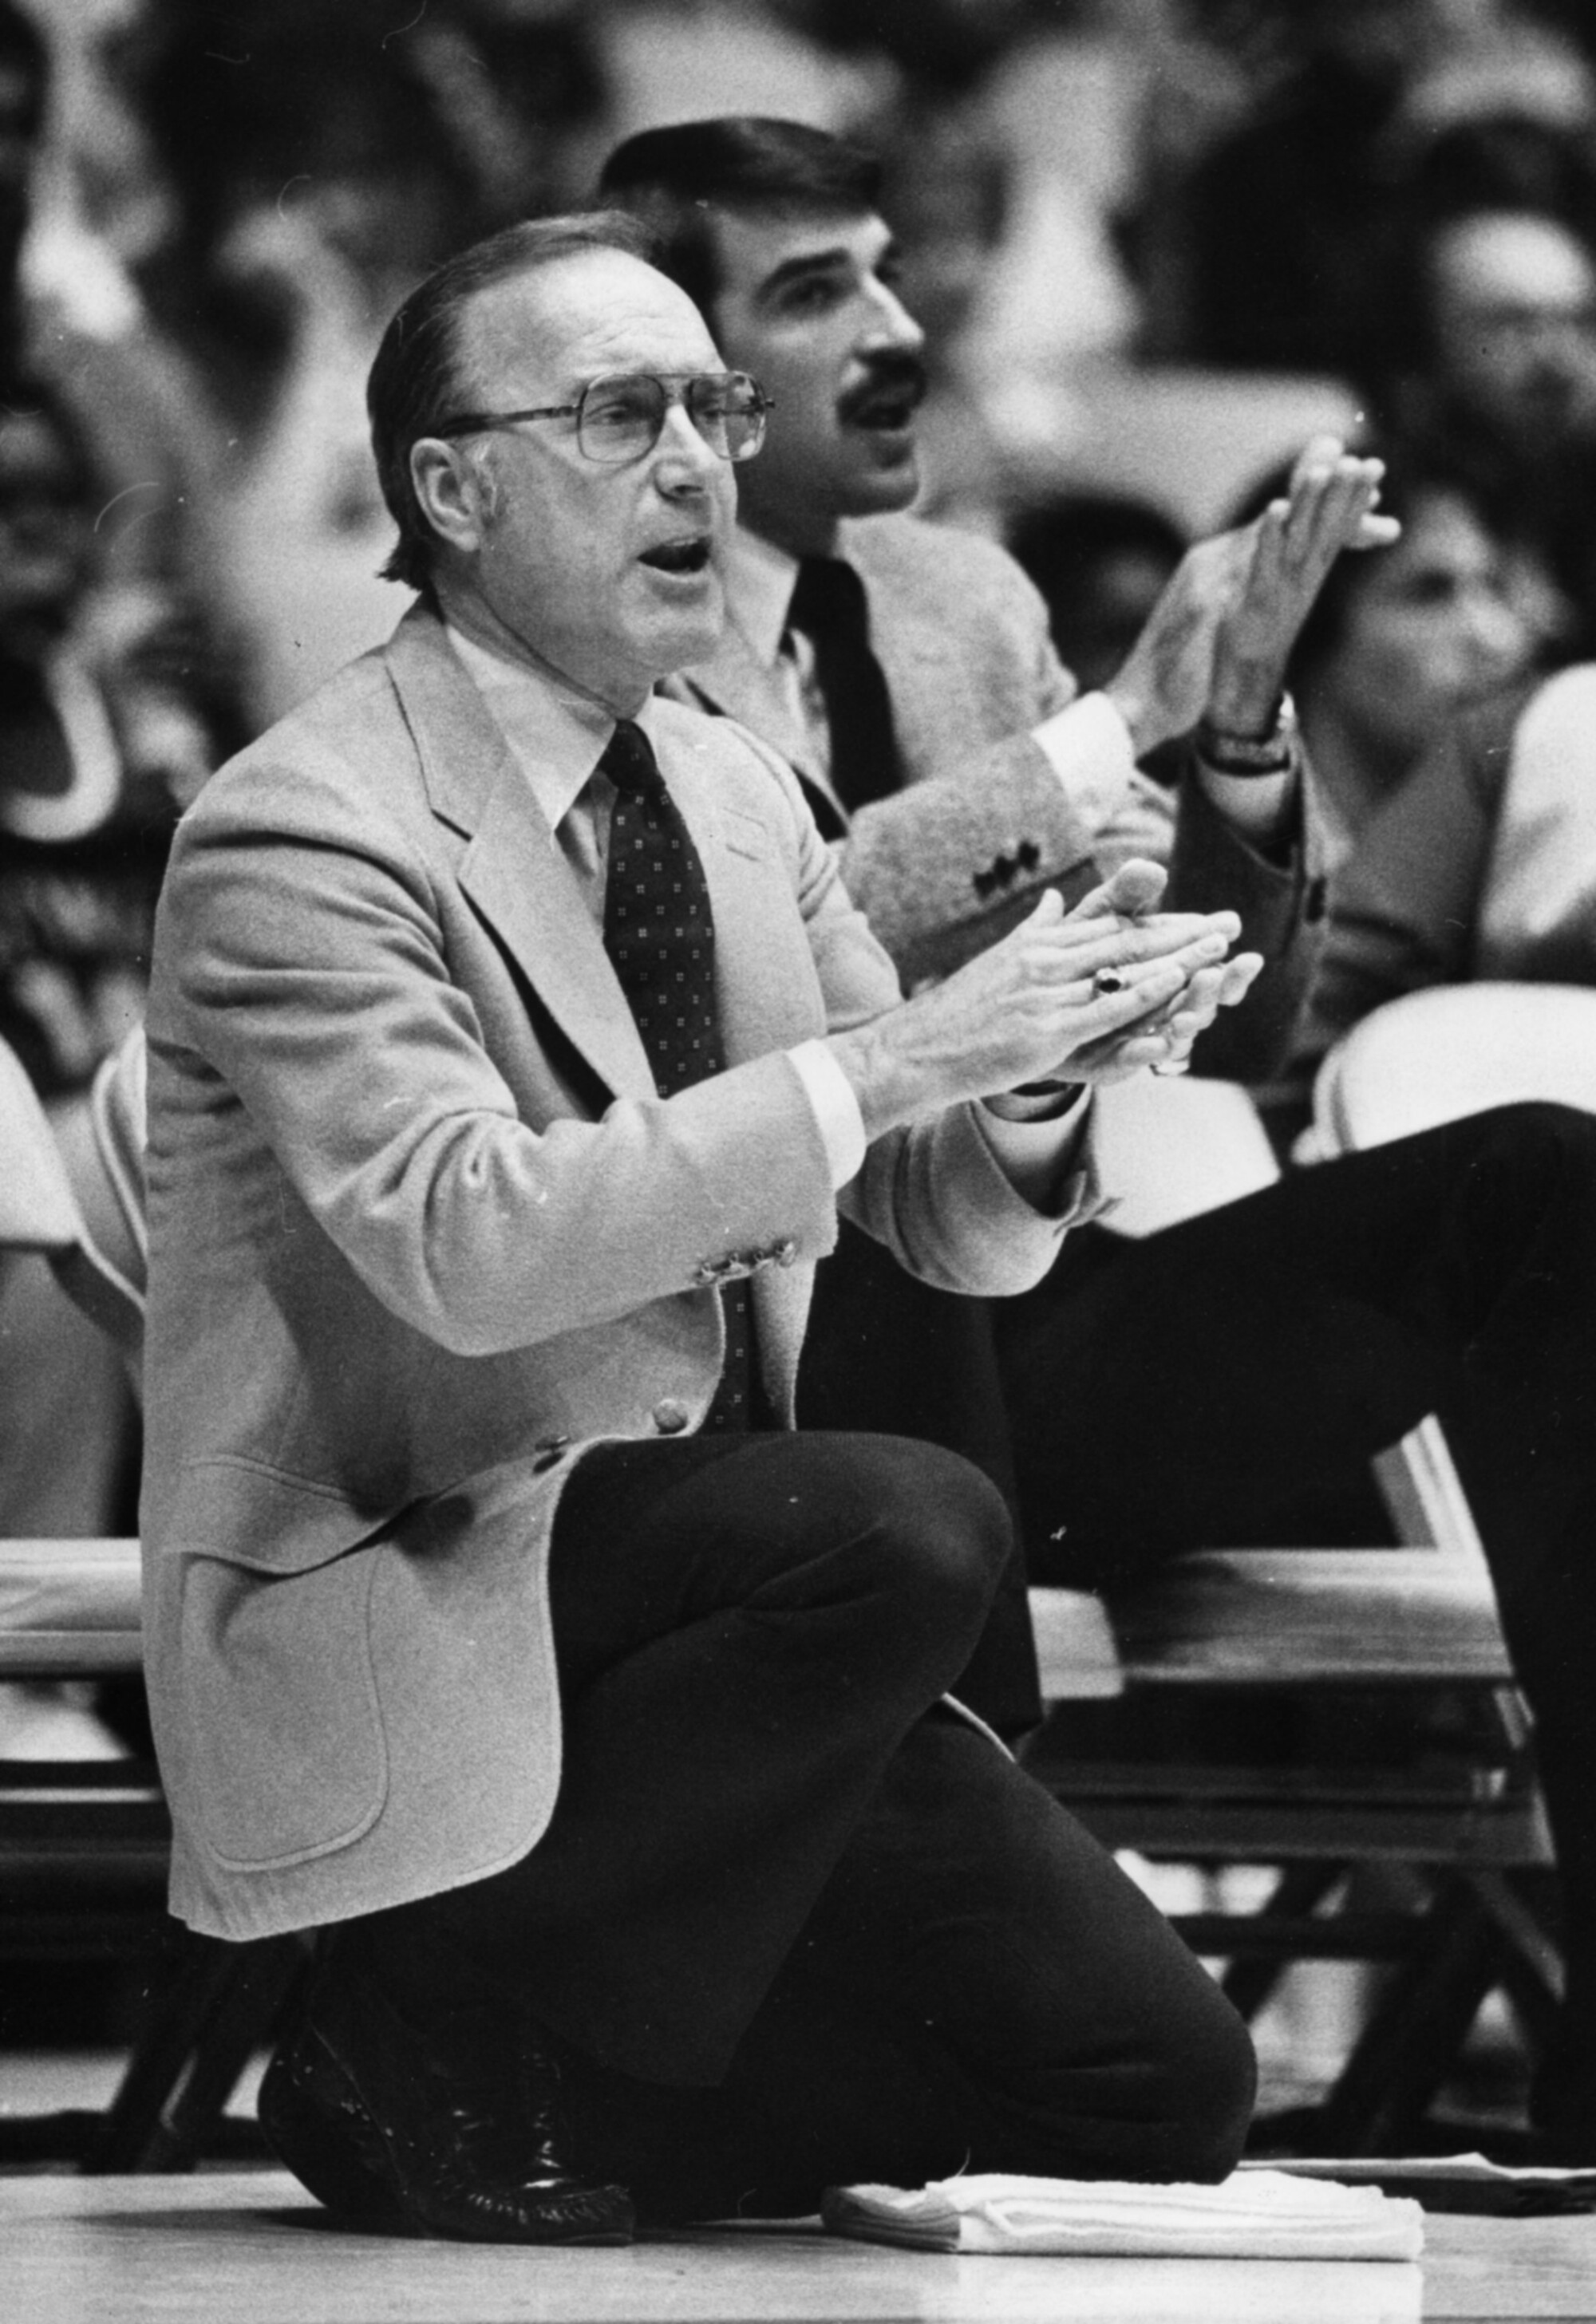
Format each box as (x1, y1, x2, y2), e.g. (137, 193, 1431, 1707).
(822, 2168, 1424, 2260)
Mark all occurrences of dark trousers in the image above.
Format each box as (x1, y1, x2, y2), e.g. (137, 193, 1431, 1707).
(362, 1431, 1253, 2213)
(797, 1219, 1041, 1736)
(998, 1101, 1596, 2130)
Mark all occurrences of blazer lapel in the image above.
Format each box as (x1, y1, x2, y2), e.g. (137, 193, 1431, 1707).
(657, 716, 828, 1075)
(678, 610, 820, 787)
(383, 608, 655, 1104)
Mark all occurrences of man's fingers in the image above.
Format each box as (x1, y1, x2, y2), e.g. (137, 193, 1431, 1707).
(1284, 468, 1367, 558)
(1096, 858, 1167, 920)
(1220, 951, 1264, 1004)
(1068, 949, 1263, 1079)
(1049, 915, 1238, 982)
(1289, 432, 1350, 491)
(1078, 957, 1190, 1027)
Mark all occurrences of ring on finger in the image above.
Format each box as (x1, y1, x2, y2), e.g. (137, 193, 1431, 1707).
(1092, 967, 1128, 997)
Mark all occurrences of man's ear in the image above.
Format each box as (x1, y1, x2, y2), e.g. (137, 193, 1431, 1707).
(410, 437, 490, 556)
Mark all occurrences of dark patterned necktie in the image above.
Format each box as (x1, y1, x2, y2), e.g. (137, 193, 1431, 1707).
(787, 554, 901, 814)
(600, 716, 762, 1430)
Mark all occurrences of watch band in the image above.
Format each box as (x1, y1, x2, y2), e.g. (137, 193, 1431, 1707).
(1195, 692, 1298, 777)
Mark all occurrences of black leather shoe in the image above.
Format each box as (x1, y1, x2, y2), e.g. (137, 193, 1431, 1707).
(258, 2022, 409, 2224)
(259, 1966, 634, 2244)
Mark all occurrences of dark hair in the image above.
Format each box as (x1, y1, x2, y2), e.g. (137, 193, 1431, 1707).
(1009, 492, 1187, 606)
(0, 0, 47, 133)
(1006, 491, 1187, 692)
(366, 209, 656, 593)
(597, 116, 881, 323)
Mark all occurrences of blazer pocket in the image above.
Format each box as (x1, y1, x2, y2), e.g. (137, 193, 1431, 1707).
(166, 1455, 393, 1576)
(179, 1542, 387, 1868)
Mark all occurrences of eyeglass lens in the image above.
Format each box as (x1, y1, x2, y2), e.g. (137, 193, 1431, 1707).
(579, 374, 765, 464)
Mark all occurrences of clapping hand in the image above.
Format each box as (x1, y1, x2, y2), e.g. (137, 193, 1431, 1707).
(1103, 437, 1399, 756)
(832, 861, 1259, 1137)
(1041, 859, 1262, 1085)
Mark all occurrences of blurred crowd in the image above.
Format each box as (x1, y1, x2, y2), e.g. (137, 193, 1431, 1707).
(5, 0, 1596, 1564)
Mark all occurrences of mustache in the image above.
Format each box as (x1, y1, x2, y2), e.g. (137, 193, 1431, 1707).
(836, 355, 928, 425)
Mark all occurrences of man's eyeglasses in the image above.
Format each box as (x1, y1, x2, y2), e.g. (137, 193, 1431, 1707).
(433, 372, 773, 466)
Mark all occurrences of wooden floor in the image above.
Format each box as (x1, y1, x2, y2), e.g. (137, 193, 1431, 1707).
(4, 2171, 1596, 2324)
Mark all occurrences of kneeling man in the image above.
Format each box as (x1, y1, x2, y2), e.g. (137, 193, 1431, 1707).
(140, 212, 1258, 2240)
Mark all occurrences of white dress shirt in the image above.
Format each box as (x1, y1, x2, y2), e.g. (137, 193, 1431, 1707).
(447, 622, 1083, 1204)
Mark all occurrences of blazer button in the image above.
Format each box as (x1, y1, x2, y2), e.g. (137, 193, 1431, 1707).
(652, 1399, 691, 1435)
(772, 1237, 798, 1268)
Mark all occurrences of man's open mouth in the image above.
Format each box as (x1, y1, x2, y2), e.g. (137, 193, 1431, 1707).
(640, 536, 713, 575)
(839, 365, 927, 432)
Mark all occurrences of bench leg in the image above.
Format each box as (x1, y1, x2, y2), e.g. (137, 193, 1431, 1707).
(85, 1927, 310, 2172)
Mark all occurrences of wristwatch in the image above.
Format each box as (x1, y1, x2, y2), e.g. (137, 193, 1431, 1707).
(1195, 692, 1298, 777)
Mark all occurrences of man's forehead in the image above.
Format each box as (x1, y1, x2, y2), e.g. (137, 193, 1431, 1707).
(713, 206, 891, 298)
(459, 248, 721, 388)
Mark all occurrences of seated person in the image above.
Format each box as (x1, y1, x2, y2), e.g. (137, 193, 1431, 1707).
(1369, 189, 1596, 659)
(1291, 653, 1596, 1067)
(0, 376, 215, 1545)
(1230, 453, 1539, 870)
(598, 113, 1596, 2162)
(144, 211, 1266, 2241)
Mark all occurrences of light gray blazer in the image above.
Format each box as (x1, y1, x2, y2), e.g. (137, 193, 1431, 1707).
(674, 511, 1323, 1079)
(140, 602, 1077, 1941)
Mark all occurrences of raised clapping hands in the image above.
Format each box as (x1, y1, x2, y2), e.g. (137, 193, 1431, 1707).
(831, 860, 1261, 1140)
(1104, 436, 1401, 756)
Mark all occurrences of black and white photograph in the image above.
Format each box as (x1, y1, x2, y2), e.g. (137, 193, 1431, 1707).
(5, 5, 1596, 2318)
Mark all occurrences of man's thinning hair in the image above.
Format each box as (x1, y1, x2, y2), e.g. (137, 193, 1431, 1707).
(598, 117, 881, 325)
(367, 209, 656, 594)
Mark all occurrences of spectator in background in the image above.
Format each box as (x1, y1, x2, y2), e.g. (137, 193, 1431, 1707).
(1291, 654, 1596, 1072)
(0, 0, 47, 370)
(106, 0, 605, 727)
(0, 376, 216, 1574)
(1373, 195, 1596, 657)
(0, 0, 209, 603)
(1234, 457, 1540, 868)
(1171, 0, 1592, 378)
(1175, 0, 1452, 375)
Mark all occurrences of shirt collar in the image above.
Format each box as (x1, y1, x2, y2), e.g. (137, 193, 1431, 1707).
(444, 622, 662, 831)
(724, 523, 804, 670)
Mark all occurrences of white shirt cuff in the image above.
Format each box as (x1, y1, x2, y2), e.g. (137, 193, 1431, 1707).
(788, 1039, 867, 1189)
(979, 1087, 1092, 1211)
(1032, 692, 1137, 832)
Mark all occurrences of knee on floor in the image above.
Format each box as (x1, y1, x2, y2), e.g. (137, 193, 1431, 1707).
(1136, 1975, 1258, 2184)
(999, 1973, 1258, 2188)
